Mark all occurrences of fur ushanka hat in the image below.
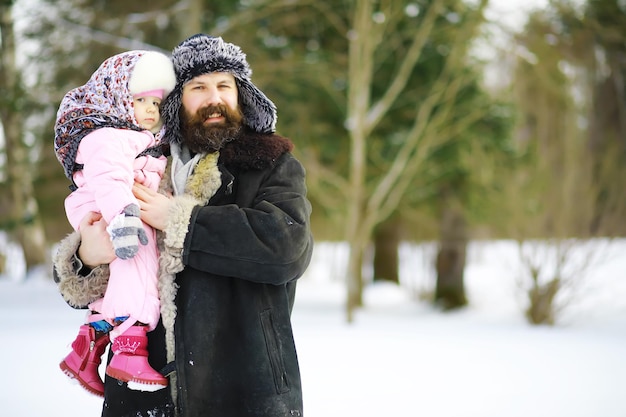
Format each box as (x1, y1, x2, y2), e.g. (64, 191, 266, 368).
(54, 50, 176, 181)
(161, 34, 277, 145)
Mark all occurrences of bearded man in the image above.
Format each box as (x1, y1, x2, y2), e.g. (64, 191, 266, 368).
(53, 35, 313, 417)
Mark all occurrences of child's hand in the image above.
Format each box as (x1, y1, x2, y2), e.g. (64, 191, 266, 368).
(107, 203, 148, 260)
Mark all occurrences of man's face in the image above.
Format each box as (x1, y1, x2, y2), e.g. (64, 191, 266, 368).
(182, 72, 239, 122)
(180, 72, 243, 153)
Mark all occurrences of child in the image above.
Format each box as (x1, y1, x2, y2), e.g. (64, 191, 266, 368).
(53, 50, 176, 396)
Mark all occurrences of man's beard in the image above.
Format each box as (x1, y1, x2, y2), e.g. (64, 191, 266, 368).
(179, 104, 244, 154)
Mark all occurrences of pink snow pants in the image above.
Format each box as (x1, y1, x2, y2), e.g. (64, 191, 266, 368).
(87, 222, 161, 333)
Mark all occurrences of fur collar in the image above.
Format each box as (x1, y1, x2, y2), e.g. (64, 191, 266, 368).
(163, 130, 294, 172)
(218, 130, 294, 171)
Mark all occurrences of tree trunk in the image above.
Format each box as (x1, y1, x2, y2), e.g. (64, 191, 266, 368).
(344, 0, 375, 322)
(434, 197, 467, 310)
(0, 3, 48, 272)
(186, 0, 203, 35)
(526, 278, 560, 325)
(346, 240, 365, 322)
(373, 218, 400, 283)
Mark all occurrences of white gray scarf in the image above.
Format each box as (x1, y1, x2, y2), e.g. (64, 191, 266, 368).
(169, 142, 206, 196)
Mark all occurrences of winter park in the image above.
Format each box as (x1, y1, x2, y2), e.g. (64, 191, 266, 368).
(2, 0, 626, 416)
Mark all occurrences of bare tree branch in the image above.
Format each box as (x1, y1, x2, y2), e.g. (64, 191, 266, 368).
(365, 0, 446, 136)
(56, 18, 168, 53)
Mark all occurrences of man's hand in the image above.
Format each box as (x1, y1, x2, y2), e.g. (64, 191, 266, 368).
(77, 211, 116, 268)
(133, 183, 172, 231)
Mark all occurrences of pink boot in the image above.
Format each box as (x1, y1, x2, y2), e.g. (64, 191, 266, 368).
(105, 325, 167, 392)
(60, 325, 109, 397)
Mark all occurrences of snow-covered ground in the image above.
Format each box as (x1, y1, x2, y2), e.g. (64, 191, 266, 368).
(1, 240, 625, 417)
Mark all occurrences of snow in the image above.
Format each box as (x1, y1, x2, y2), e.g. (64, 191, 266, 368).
(1, 240, 626, 416)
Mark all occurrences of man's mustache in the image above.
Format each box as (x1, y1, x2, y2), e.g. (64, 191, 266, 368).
(197, 105, 225, 120)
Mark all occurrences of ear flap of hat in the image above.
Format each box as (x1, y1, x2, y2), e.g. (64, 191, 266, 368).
(237, 78, 277, 134)
(162, 85, 183, 145)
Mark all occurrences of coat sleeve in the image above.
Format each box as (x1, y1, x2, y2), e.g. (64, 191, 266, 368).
(52, 231, 110, 308)
(169, 153, 313, 285)
(77, 128, 147, 222)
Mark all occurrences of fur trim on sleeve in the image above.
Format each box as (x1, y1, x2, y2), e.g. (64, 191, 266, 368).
(157, 227, 178, 367)
(157, 194, 200, 369)
(157, 151, 221, 372)
(53, 231, 110, 308)
(160, 194, 201, 274)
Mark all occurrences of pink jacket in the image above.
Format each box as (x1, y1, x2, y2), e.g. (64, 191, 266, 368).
(65, 127, 166, 331)
(65, 127, 166, 229)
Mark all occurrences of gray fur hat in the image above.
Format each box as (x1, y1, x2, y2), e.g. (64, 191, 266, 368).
(162, 34, 277, 144)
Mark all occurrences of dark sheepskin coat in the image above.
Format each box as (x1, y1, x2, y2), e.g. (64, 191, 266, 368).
(54, 131, 313, 417)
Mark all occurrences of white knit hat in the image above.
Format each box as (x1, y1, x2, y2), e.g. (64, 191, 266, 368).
(129, 51, 176, 99)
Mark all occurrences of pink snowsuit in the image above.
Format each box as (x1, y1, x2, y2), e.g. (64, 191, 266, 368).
(65, 127, 167, 333)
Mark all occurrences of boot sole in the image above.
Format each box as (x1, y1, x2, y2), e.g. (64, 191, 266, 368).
(127, 380, 169, 392)
(106, 367, 168, 392)
(59, 361, 105, 398)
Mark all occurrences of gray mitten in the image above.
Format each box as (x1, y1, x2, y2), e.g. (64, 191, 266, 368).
(106, 203, 148, 260)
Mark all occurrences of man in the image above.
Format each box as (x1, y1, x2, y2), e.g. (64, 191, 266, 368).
(53, 34, 313, 417)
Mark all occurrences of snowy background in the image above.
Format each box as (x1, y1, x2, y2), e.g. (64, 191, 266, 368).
(5, 1, 622, 415)
(1, 238, 625, 417)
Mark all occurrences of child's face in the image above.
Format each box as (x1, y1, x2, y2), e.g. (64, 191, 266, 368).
(133, 95, 162, 133)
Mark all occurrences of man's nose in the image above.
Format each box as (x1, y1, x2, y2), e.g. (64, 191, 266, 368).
(203, 87, 222, 106)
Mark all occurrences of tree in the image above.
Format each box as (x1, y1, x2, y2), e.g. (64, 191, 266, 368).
(192, 0, 501, 320)
(372, 216, 401, 283)
(0, 0, 47, 272)
(501, 0, 626, 324)
(341, 0, 492, 320)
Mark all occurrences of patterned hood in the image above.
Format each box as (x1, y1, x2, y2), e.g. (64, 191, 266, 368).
(54, 50, 175, 181)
